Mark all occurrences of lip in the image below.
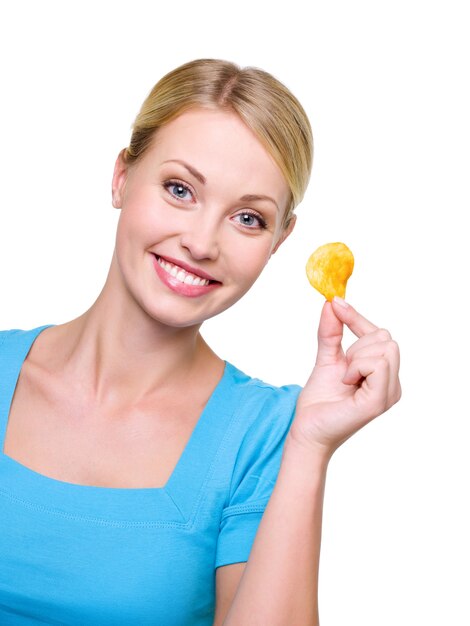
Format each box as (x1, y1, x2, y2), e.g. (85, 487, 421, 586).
(154, 254, 219, 283)
(152, 255, 222, 298)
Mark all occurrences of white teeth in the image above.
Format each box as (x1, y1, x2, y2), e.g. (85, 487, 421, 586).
(157, 256, 211, 287)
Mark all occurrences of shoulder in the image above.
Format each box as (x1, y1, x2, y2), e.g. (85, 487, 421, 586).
(223, 361, 302, 439)
(0, 328, 22, 343)
(0, 325, 55, 361)
(0, 325, 53, 341)
(0, 327, 31, 351)
(225, 359, 301, 401)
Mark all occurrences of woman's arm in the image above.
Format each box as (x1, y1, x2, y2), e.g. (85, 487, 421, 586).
(221, 299, 401, 625)
(221, 434, 327, 625)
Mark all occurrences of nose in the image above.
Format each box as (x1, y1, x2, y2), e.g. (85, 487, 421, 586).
(179, 216, 220, 261)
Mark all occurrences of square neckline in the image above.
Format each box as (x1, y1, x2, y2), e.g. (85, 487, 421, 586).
(0, 325, 238, 523)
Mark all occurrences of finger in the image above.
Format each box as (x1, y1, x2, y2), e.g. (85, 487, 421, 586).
(346, 340, 400, 399)
(387, 341, 402, 403)
(316, 301, 345, 366)
(331, 297, 378, 338)
(345, 329, 392, 361)
(351, 357, 391, 418)
(342, 356, 388, 386)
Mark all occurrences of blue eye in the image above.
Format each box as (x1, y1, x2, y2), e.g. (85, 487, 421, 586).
(234, 211, 267, 230)
(163, 180, 193, 201)
(240, 214, 256, 226)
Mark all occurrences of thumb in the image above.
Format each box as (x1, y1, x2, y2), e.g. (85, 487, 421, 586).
(316, 301, 345, 366)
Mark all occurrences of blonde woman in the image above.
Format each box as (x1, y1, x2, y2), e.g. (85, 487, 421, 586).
(0, 59, 401, 625)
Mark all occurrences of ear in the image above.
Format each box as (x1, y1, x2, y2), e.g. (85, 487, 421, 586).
(111, 149, 129, 209)
(271, 214, 297, 255)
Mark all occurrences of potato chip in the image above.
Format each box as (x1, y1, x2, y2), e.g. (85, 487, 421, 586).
(306, 242, 354, 301)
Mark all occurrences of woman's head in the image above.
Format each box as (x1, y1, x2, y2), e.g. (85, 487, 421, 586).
(112, 106, 293, 328)
(123, 59, 313, 228)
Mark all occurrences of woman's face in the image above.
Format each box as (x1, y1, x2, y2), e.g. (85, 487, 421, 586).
(112, 107, 294, 328)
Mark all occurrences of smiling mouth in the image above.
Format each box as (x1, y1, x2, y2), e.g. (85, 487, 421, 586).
(154, 255, 219, 286)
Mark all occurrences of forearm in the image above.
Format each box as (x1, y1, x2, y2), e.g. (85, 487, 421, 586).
(222, 432, 329, 626)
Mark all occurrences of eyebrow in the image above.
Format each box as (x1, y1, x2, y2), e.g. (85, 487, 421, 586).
(239, 194, 280, 212)
(161, 159, 280, 212)
(162, 159, 206, 185)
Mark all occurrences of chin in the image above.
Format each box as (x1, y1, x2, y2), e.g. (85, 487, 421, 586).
(152, 296, 247, 329)
(139, 300, 219, 329)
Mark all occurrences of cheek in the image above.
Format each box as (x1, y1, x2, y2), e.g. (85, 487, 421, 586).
(229, 240, 272, 285)
(115, 210, 148, 254)
(116, 196, 171, 249)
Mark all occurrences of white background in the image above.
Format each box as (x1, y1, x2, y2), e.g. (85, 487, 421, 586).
(0, 1, 468, 624)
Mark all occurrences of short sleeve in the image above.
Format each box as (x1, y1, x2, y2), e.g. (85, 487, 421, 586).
(215, 383, 301, 568)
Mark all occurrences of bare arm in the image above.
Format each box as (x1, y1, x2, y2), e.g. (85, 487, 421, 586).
(221, 434, 327, 625)
(220, 299, 401, 625)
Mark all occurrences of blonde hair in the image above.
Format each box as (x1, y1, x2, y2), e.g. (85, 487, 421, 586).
(124, 59, 313, 227)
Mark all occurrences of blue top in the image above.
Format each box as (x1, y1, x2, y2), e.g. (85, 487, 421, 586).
(0, 326, 301, 625)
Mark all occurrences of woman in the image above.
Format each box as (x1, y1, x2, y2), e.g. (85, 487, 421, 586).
(0, 59, 401, 625)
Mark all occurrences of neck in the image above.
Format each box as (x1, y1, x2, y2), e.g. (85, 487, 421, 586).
(50, 258, 221, 407)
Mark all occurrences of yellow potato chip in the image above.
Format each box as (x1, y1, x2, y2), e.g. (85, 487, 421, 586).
(306, 242, 354, 301)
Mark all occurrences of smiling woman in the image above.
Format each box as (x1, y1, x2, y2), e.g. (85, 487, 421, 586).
(0, 59, 400, 626)
(111, 106, 294, 328)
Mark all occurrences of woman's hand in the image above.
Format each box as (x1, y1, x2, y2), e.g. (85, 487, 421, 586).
(289, 297, 401, 459)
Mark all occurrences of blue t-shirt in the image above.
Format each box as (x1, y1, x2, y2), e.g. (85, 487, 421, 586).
(0, 326, 301, 625)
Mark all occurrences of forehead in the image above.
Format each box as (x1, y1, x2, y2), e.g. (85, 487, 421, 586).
(146, 108, 290, 206)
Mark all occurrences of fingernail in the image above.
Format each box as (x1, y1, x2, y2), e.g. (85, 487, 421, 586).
(333, 296, 349, 308)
